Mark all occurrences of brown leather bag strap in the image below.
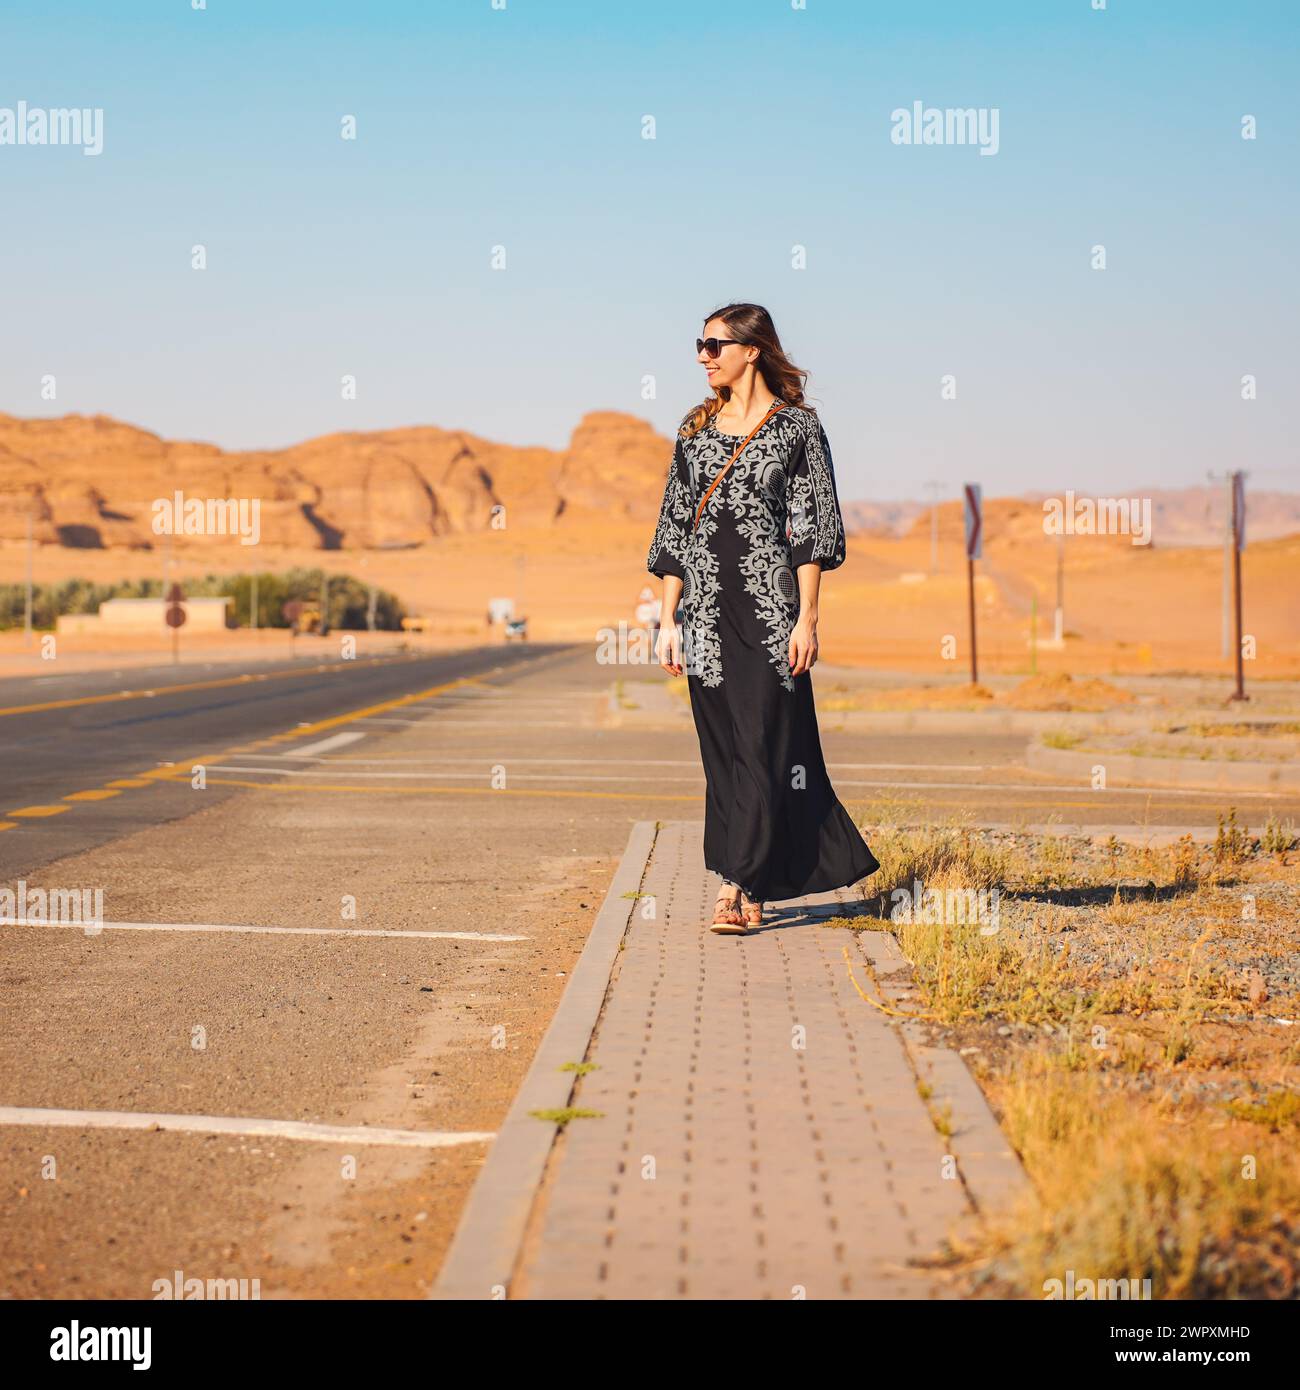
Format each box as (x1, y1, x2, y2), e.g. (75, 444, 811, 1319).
(691, 400, 787, 532)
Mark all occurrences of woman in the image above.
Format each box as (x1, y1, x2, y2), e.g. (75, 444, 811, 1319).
(647, 302, 879, 934)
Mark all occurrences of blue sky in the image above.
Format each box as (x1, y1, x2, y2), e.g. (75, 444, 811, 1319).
(1, 0, 1296, 500)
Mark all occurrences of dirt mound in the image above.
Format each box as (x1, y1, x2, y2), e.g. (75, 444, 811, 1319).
(1002, 673, 1135, 712)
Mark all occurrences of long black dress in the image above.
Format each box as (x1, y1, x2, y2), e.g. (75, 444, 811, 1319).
(647, 400, 879, 902)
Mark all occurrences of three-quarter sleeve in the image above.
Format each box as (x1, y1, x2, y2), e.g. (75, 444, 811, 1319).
(647, 437, 691, 580)
(788, 415, 847, 572)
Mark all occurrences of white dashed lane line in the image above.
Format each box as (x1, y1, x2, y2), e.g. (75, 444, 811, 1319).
(3, 920, 528, 941)
(284, 731, 368, 757)
(0, 1107, 495, 1149)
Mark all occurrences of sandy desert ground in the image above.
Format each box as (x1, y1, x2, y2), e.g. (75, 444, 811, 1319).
(1, 408, 1295, 681)
(2, 517, 1296, 682)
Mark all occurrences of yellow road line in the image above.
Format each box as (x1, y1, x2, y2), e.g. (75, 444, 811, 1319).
(151, 776, 1275, 815)
(129, 680, 482, 780)
(153, 773, 707, 802)
(120, 681, 479, 781)
(0, 676, 486, 831)
(258, 677, 480, 743)
(0, 653, 429, 719)
(0, 822, 16, 831)
(0, 654, 546, 831)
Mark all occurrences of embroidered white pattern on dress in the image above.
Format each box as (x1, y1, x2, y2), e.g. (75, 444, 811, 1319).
(790, 414, 844, 567)
(646, 404, 845, 691)
(646, 439, 692, 579)
(731, 437, 800, 691)
(682, 515, 724, 685)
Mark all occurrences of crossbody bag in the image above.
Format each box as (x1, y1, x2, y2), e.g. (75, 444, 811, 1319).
(691, 399, 788, 531)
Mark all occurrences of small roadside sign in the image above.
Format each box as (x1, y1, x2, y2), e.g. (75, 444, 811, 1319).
(963, 483, 981, 685)
(963, 483, 982, 560)
(165, 583, 185, 664)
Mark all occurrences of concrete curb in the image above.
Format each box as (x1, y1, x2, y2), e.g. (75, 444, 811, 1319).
(429, 819, 658, 1300)
(884, 821, 1246, 846)
(856, 931, 1031, 1221)
(821, 709, 1138, 735)
(1027, 741, 1300, 793)
(606, 681, 1270, 737)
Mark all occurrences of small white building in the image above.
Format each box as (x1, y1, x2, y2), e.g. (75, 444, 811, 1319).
(57, 596, 232, 635)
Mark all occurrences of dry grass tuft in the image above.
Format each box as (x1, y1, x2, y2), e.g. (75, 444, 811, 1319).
(850, 814, 1300, 1298)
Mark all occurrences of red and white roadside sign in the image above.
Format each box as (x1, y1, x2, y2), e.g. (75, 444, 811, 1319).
(964, 483, 982, 560)
(165, 583, 186, 629)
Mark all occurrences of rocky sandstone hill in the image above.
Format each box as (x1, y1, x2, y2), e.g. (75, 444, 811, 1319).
(3, 411, 1294, 553)
(0, 410, 675, 550)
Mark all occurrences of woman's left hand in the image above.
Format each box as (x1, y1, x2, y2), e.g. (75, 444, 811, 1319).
(788, 613, 819, 676)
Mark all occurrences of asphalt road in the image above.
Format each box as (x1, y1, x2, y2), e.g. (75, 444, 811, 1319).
(5, 644, 1294, 880)
(2, 642, 1295, 1299)
(0, 643, 561, 874)
(0, 641, 625, 1298)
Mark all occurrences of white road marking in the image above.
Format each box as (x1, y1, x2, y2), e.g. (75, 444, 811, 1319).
(202, 765, 701, 782)
(833, 778, 1282, 797)
(441, 694, 588, 703)
(186, 764, 297, 776)
(284, 731, 367, 757)
(260, 756, 1000, 771)
(4, 920, 528, 941)
(0, 1106, 494, 1149)
(350, 719, 580, 729)
(269, 755, 707, 766)
(199, 760, 648, 782)
(177, 764, 1278, 798)
(836, 762, 1003, 772)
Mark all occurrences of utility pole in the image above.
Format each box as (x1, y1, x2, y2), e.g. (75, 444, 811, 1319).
(924, 480, 943, 576)
(1222, 472, 1232, 660)
(1230, 471, 1247, 702)
(1207, 471, 1233, 660)
(360, 554, 376, 632)
(164, 527, 174, 626)
(1053, 528, 1065, 644)
(24, 501, 34, 647)
(250, 572, 259, 632)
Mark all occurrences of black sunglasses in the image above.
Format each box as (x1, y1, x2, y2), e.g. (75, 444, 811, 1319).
(696, 337, 745, 359)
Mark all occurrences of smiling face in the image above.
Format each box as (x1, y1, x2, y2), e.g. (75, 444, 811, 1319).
(698, 316, 756, 392)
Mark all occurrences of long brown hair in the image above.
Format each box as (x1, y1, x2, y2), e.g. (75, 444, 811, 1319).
(679, 302, 813, 439)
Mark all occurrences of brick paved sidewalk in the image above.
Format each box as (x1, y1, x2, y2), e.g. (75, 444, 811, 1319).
(507, 821, 1021, 1299)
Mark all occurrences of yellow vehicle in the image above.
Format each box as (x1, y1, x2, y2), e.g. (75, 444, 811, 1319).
(287, 601, 324, 635)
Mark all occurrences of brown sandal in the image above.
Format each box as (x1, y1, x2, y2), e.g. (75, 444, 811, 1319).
(709, 888, 745, 934)
(740, 895, 763, 930)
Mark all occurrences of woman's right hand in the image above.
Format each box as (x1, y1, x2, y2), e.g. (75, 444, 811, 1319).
(657, 621, 683, 677)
